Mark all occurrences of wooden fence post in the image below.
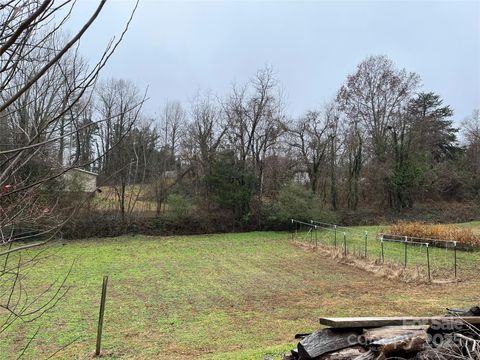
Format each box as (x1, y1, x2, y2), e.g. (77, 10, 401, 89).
(96, 276, 109, 356)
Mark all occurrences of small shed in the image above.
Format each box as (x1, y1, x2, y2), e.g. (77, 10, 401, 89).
(63, 168, 98, 193)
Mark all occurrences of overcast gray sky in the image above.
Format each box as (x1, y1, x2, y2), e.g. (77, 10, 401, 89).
(69, 0, 480, 122)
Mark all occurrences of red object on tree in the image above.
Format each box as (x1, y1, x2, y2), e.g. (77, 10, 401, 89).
(2, 184, 15, 194)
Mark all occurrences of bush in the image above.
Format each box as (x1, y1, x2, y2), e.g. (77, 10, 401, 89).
(165, 193, 193, 219)
(63, 209, 251, 239)
(266, 184, 336, 226)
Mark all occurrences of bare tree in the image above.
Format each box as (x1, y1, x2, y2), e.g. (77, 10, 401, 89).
(148, 101, 187, 216)
(336, 55, 420, 207)
(159, 101, 185, 163)
(188, 94, 226, 182)
(0, 0, 139, 354)
(462, 109, 480, 196)
(462, 109, 480, 149)
(287, 110, 331, 195)
(94, 79, 147, 222)
(224, 66, 284, 197)
(325, 103, 341, 210)
(337, 55, 420, 159)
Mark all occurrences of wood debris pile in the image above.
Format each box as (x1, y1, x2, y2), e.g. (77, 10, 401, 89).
(285, 307, 480, 360)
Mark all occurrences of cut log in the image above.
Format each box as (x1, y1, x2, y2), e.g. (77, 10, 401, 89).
(465, 306, 480, 316)
(367, 328, 428, 355)
(297, 328, 361, 359)
(361, 326, 429, 344)
(319, 346, 366, 359)
(413, 338, 459, 360)
(352, 350, 383, 360)
(320, 316, 480, 328)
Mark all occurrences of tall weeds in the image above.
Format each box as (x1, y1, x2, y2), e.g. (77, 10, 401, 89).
(389, 222, 480, 247)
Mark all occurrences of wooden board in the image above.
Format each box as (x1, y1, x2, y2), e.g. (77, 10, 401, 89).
(320, 316, 480, 328)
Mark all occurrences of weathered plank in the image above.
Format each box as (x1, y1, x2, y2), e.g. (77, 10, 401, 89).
(297, 328, 361, 359)
(319, 316, 480, 328)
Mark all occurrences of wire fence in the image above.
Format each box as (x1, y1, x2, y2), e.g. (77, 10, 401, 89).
(290, 219, 463, 282)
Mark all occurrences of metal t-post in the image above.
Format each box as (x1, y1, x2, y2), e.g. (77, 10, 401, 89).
(453, 241, 457, 279)
(334, 225, 337, 248)
(426, 243, 431, 281)
(380, 237, 384, 263)
(364, 231, 368, 258)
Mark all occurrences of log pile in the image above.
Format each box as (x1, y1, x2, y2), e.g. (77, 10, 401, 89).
(285, 307, 480, 360)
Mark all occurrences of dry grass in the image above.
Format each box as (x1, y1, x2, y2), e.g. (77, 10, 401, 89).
(294, 241, 432, 284)
(93, 185, 158, 212)
(389, 221, 480, 247)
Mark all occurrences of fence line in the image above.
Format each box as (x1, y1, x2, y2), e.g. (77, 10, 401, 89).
(380, 233, 457, 247)
(290, 219, 459, 281)
(310, 219, 367, 237)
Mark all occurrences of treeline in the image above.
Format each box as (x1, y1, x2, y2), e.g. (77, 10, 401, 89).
(2, 54, 480, 236)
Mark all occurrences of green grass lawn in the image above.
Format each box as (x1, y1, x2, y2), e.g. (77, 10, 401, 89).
(1, 227, 479, 359)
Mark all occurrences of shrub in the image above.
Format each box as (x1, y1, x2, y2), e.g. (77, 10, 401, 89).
(267, 183, 336, 225)
(165, 193, 194, 219)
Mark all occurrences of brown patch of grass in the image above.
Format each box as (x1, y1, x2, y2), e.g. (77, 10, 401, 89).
(389, 221, 480, 247)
